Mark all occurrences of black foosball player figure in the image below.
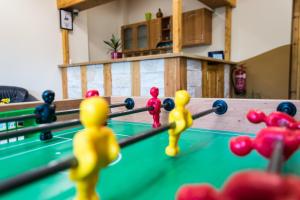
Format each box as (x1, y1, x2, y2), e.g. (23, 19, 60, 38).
(34, 90, 57, 141)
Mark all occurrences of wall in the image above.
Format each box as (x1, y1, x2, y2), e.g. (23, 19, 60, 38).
(231, 0, 293, 61)
(69, 11, 89, 63)
(87, 0, 128, 61)
(235, 45, 291, 99)
(0, 0, 88, 100)
(229, 0, 293, 99)
(126, 0, 207, 23)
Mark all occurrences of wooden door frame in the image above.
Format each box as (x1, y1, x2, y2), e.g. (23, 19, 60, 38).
(289, 0, 300, 99)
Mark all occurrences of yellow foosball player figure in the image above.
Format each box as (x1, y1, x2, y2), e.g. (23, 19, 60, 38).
(69, 97, 120, 200)
(0, 98, 10, 104)
(166, 90, 193, 157)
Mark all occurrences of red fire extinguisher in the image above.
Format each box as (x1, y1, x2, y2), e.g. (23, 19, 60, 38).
(232, 65, 246, 95)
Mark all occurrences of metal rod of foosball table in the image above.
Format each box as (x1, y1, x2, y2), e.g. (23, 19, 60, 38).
(109, 106, 153, 118)
(119, 123, 175, 148)
(55, 102, 128, 116)
(0, 102, 227, 194)
(0, 114, 38, 123)
(192, 107, 219, 120)
(267, 139, 284, 174)
(0, 156, 78, 193)
(0, 100, 132, 123)
(0, 106, 154, 140)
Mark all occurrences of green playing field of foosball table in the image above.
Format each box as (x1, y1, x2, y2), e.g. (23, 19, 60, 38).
(0, 120, 300, 200)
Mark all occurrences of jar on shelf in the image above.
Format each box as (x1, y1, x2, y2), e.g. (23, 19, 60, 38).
(156, 8, 163, 18)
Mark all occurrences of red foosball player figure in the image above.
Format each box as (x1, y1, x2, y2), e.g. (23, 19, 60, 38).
(177, 130, 300, 200)
(147, 87, 162, 128)
(85, 90, 100, 98)
(176, 171, 300, 200)
(247, 109, 300, 129)
(230, 127, 300, 160)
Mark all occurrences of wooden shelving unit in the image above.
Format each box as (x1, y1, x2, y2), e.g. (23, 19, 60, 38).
(182, 8, 212, 46)
(57, 0, 114, 11)
(121, 8, 212, 57)
(198, 0, 236, 9)
(161, 17, 172, 42)
(123, 47, 172, 58)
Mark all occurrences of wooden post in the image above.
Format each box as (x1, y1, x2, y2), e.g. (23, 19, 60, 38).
(61, 30, 70, 99)
(81, 66, 87, 97)
(164, 57, 187, 96)
(225, 6, 232, 61)
(61, 68, 68, 99)
(62, 30, 70, 65)
(131, 61, 141, 96)
(229, 0, 237, 7)
(290, 0, 300, 99)
(172, 0, 182, 53)
(103, 63, 112, 96)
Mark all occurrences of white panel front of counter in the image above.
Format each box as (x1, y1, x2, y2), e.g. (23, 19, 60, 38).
(65, 60, 229, 98)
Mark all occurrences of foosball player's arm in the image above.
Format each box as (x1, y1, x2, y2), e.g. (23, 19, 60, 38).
(34, 105, 42, 114)
(187, 112, 193, 128)
(34, 105, 43, 123)
(51, 104, 57, 122)
(69, 133, 98, 180)
(107, 129, 120, 163)
(172, 117, 188, 134)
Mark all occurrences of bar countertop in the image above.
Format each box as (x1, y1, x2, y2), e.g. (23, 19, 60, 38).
(58, 53, 237, 68)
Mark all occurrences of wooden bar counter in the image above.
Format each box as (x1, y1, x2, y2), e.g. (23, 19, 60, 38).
(58, 53, 237, 98)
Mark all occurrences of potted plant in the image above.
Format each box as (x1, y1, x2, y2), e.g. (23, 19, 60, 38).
(104, 34, 122, 59)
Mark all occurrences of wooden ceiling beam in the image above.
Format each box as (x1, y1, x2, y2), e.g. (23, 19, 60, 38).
(198, 0, 236, 9)
(57, 0, 84, 9)
(57, 0, 114, 11)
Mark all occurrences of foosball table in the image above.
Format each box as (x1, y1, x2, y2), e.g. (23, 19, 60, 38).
(0, 88, 299, 200)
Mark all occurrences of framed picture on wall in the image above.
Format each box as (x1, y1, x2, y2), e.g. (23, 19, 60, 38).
(208, 51, 225, 60)
(59, 9, 73, 30)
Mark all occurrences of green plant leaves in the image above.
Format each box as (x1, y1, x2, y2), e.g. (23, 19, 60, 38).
(104, 34, 121, 52)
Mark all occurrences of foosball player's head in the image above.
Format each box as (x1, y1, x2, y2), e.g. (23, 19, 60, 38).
(85, 89, 100, 98)
(150, 87, 159, 98)
(42, 90, 55, 104)
(80, 97, 109, 127)
(175, 90, 190, 107)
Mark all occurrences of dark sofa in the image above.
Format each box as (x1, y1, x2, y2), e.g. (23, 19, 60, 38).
(0, 86, 38, 103)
